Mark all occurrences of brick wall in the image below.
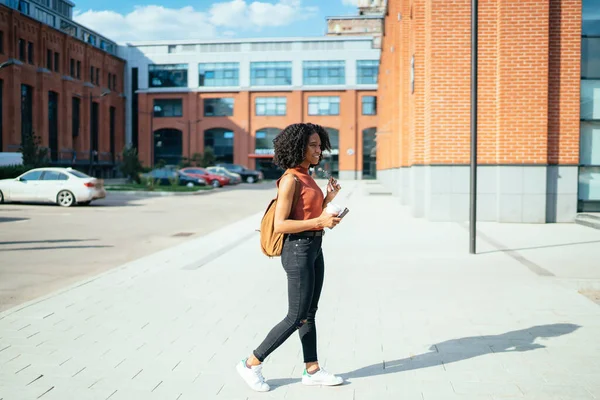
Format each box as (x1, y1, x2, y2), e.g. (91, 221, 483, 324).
(377, 0, 581, 169)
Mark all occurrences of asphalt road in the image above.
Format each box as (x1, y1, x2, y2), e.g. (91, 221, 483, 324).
(0, 182, 277, 312)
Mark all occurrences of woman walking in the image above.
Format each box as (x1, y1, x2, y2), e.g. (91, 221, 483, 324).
(236, 123, 344, 392)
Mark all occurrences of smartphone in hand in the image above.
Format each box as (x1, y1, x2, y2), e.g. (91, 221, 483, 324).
(338, 208, 350, 218)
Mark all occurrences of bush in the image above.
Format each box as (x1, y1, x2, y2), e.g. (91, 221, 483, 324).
(120, 146, 143, 183)
(202, 147, 216, 167)
(20, 132, 48, 168)
(0, 165, 30, 180)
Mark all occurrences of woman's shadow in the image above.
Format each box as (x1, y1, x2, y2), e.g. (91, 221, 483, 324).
(267, 323, 580, 389)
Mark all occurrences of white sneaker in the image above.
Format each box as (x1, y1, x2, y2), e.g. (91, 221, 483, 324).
(302, 368, 344, 386)
(236, 359, 270, 392)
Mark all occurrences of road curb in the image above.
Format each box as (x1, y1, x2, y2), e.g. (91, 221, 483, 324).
(105, 189, 214, 197)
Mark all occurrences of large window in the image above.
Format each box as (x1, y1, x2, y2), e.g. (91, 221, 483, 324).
(109, 107, 116, 162)
(72, 97, 80, 138)
(357, 60, 379, 84)
(54, 52, 59, 72)
(153, 99, 183, 118)
(46, 49, 52, 70)
(48, 92, 58, 161)
(362, 96, 377, 115)
(250, 62, 292, 86)
(35, 7, 55, 26)
(18, 39, 25, 61)
(308, 96, 340, 116)
(204, 98, 234, 117)
(204, 128, 234, 163)
(27, 41, 34, 64)
(60, 20, 77, 36)
(255, 128, 280, 155)
(255, 97, 286, 116)
(149, 64, 188, 88)
(199, 63, 239, 87)
(20, 84, 33, 144)
(579, 0, 600, 210)
(303, 61, 345, 85)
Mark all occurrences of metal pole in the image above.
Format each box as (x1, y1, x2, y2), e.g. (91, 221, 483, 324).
(469, 0, 478, 254)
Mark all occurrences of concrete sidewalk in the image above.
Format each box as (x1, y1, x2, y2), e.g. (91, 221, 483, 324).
(1, 181, 600, 400)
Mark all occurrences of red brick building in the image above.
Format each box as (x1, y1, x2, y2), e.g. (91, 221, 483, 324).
(0, 5, 125, 176)
(376, 0, 598, 222)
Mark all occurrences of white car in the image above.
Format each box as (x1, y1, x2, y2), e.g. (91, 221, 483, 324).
(0, 167, 106, 207)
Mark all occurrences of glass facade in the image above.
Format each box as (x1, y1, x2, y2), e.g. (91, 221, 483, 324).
(255, 128, 280, 154)
(204, 98, 234, 117)
(153, 99, 183, 118)
(580, 0, 600, 209)
(204, 128, 234, 163)
(199, 63, 239, 87)
(255, 97, 286, 116)
(250, 62, 292, 86)
(357, 60, 379, 84)
(362, 96, 377, 115)
(303, 61, 345, 85)
(20, 84, 33, 144)
(149, 64, 188, 88)
(308, 96, 340, 116)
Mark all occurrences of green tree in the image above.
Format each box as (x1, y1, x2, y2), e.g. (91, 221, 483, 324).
(120, 146, 143, 183)
(191, 152, 203, 167)
(19, 132, 48, 168)
(202, 146, 216, 167)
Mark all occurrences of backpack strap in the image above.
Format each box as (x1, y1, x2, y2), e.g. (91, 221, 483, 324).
(279, 172, 302, 219)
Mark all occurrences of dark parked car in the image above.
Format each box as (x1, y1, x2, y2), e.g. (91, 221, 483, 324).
(216, 164, 263, 184)
(141, 168, 206, 186)
(257, 162, 285, 180)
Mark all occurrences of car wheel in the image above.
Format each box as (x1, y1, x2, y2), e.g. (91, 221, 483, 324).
(0, 190, 4, 203)
(79, 201, 91, 206)
(57, 190, 75, 207)
(246, 176, 255, 184)
(211, 180, 221, 188)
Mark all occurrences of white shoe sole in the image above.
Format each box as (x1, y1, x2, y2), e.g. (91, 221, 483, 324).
(302, 378, 344, 386)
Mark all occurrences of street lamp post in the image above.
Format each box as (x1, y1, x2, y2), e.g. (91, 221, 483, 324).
(470, 0, 478, 254)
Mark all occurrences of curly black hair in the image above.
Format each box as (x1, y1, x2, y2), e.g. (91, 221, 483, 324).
(272, 123, 332, 169)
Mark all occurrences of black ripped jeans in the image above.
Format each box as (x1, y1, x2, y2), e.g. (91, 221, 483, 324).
(253, 233, 325, 363)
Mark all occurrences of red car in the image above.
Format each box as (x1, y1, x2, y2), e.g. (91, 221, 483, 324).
(180, 167, 231, 188)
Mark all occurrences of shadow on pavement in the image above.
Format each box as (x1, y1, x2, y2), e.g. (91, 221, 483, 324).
(0, 239, 98, 245)
(0, 217, 29, 223)
(267, 323, 580, 389)
(478, 240, 600, 254)
(0, 245, 113, 252)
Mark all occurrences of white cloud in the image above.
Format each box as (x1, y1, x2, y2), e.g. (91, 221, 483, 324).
(341, 0, 359, 6)
(74, 0, 318, 44)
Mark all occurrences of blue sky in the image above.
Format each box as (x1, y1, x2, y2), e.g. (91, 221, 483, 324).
(73, 0, 362, 44)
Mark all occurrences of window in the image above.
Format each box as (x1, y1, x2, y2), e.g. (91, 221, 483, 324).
(108, 73, 112, 89)
(0, 80, 3, 151)
(308, 96, 340, 116)
(20, 170, 43, 181)
(42, 171, 68, 180)
(90, 66, 95, 83)
(153, 99, 183, 118)
(46, 49, 52, 70)
(583, 0, 600, 36)
(96, 68, 100, 86)
(21, 84, 33, 144)
(0, 31, 4, 54)
(60, 20, 77, 37)
(357, 60, 379, 84)
(72, 97, 80, 138)
(149, 64, 188, 88)
(255, 128, 280, 154)
(35, 7, 55, 26)
(18, 39, 26, 61)
(113, 75, 117, 91)
(303, 61, 346, 85)
(250, 62, 292, 86)
(27, 41, 34, 64)
(18, 0, 29, 14)
(362, 96, 377, 115)
(204, 98, 234, 117)
(76, 60, 81, 79)
(70, 58, 75, 77)
(83, 32, 96, 46)
(109, 107, 115, 162)
(199, 63, 239, 87)
(255, 97, 287, 116)
(54, 52, 59, 72)
(48, 91, 58, 161)
(582, 38, 600, 79)
(581, 80, 600, 121)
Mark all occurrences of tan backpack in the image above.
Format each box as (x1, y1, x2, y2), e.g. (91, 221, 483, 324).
(259, 173, 301, 257)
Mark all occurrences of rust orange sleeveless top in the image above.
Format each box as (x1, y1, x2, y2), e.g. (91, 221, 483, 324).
(276, 166, 324, 228)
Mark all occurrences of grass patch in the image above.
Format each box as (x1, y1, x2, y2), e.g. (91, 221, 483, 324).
(106, 184, 213, 192)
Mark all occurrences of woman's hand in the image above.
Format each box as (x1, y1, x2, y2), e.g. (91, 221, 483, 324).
(325, 177, 341, 202)
(317, 208, 342, 229)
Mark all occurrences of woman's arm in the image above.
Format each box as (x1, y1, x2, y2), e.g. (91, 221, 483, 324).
(274, 175, 325, 234)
